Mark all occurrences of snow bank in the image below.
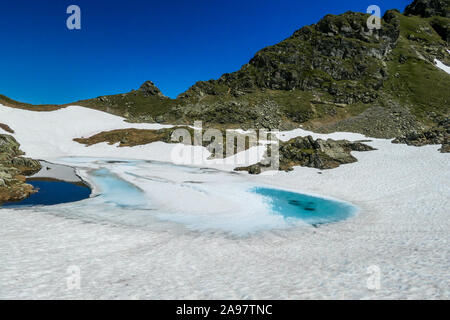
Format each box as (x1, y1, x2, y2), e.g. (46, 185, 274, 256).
(0, 104, 171, 159)
(434, 59, 450, 75)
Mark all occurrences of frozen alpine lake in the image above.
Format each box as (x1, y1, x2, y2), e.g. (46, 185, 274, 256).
(4, 157, 355, 234)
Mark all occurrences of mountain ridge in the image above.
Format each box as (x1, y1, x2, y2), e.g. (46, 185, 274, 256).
(1, 0, 449, 148)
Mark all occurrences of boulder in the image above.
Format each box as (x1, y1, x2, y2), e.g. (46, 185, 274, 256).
(235, 135, 376, 174)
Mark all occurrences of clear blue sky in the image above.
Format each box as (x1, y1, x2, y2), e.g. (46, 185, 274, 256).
(0, 0, 411, 104)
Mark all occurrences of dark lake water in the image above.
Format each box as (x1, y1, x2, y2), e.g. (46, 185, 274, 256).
(2, 179, 91, 208)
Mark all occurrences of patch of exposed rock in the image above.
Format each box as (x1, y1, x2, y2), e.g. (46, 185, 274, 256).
(74, 127, 255, 158)
(235, 135, 375, 174)
(392, 117, 449, 152)
(183, 11, 399, 106)
(0, 123, 14, 133)
(0, 134, 41, 203)
(313, 103, 423, 139)
(136, 81, 167, 98)
(405, 0, 450, 18)
(171, 99, 284, 129)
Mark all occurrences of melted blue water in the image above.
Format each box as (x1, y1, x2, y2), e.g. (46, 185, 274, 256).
(89, 168, 147, 208)
(1, 161, 356, 230)
(2, 180, 91, 208)
(252, 187, 356, 226)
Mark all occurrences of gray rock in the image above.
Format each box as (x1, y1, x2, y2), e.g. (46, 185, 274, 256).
(0, 134, 42, 203)
(235, 135, 376, 174)
(405, 0, 450, 18)
(137, 81, 167, 98)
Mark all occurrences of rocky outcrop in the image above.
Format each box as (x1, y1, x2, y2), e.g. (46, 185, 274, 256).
(171, 99, 284, 129)
(405, 0, 450, 43)
(0, 123, 14, 133)
(74, 127, 180, 147)
(0, 134, 41, 203)
(0, 134, 21, 157)
(392, 117, 449, 152)
(235, 135, 375, 174)
(184, 11, 399, 106)
(74, 127, 254, 158)
(137, 81, 167, 98)
(405, 0, 450, 18)
(313, 103, 423, 139)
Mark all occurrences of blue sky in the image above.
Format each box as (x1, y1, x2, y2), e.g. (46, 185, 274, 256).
(0, 0, 411, 104)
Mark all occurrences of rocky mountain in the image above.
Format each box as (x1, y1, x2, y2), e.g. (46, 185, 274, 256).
(172, 0, 449, 137)
(0, 134, 41, 203)
(1, 0, 449, 150)
(405, 0, 450, 18)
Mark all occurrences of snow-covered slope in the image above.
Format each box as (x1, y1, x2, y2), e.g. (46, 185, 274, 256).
(0, 105, 172, 160)
(0, 104, 266, 169)
(0, 104, 449, 299)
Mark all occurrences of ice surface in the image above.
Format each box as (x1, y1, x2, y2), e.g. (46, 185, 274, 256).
(89, 167, 148, 209)
(30, 161, 82, 183)
(29, 158, 333, 234)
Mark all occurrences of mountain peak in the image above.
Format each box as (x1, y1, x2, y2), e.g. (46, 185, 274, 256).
(404, 0, 450, 18)
(137, 81, 166, 98)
